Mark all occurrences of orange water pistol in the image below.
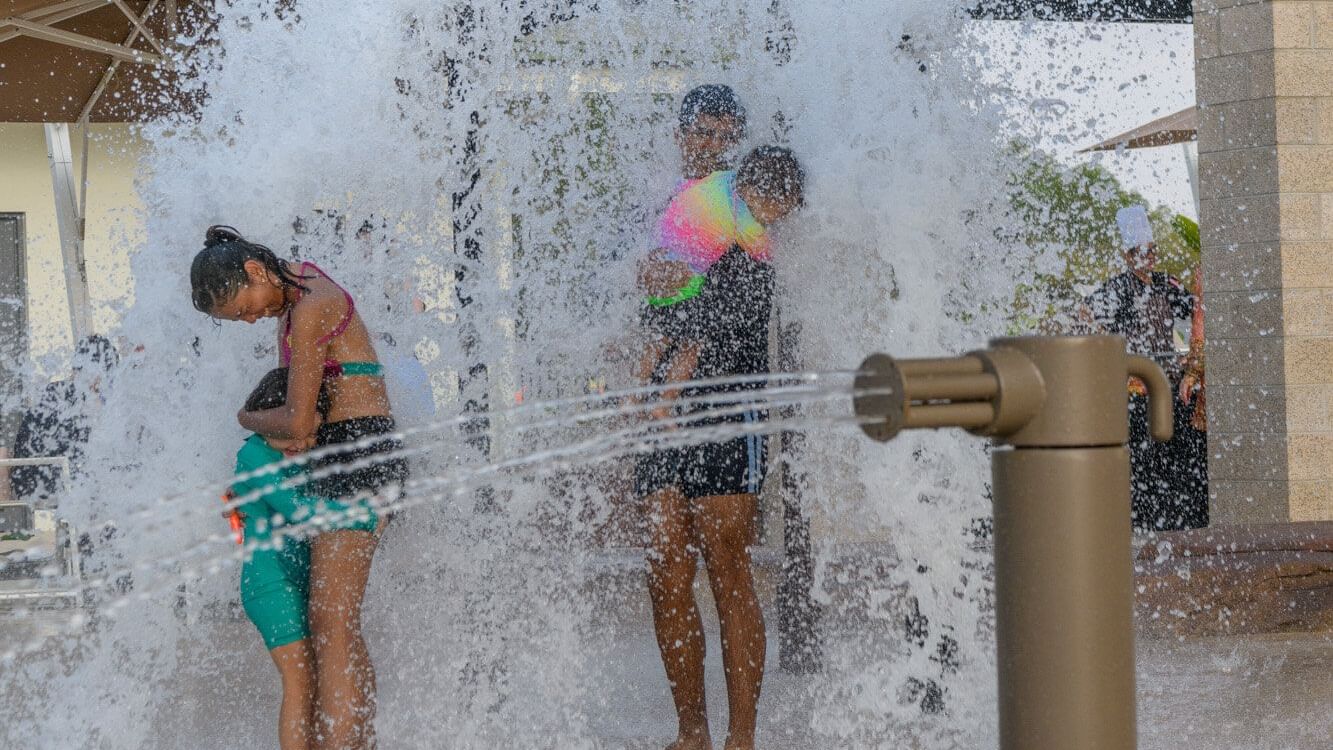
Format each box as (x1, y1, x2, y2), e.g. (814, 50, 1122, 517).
(222, 491, 243, 545)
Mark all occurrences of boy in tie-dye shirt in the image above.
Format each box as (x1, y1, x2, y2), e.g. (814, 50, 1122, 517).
(648, 169, 772, 303)
(635, 146, 804, 406)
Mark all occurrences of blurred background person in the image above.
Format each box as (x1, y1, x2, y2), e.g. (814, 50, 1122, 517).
(1080, 206, 1207, 531)
(9, 335, 118, 507)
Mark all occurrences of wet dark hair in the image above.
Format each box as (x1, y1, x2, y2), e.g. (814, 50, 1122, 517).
(678, 84, 746, 135)
(243, 367, 331, 419)
(736, 145, 806, 208)
(190, 226, 309, 314)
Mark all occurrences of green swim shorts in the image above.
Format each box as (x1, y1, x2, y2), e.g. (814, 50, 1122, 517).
(240, 540, 311, 650)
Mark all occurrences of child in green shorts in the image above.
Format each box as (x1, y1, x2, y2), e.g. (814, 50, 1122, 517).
(228, 368, 376, 750)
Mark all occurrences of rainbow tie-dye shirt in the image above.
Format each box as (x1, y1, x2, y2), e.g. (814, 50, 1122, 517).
(655, 170, 770, 293)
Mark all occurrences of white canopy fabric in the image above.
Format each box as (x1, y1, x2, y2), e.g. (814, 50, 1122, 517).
(1080, 104, 1201, 218)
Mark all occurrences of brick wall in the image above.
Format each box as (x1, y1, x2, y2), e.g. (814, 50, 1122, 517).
(1195, 0, 1333, 523)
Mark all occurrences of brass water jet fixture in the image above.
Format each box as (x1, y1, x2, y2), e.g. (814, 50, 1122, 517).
(854, 335, 1172, 750)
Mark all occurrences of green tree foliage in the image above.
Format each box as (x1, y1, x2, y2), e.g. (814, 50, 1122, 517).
(1004, 144, 1198, 331)
(1171, 214, 1200, 254)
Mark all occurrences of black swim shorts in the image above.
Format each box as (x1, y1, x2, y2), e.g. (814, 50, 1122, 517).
(307, 415, 410, 501)
(634, 409, 768, 500)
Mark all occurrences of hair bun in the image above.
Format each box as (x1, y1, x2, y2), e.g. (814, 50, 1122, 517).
(204, 225, 242, 247)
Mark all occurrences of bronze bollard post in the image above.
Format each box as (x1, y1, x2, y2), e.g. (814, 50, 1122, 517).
(853, 335, 1172, 750)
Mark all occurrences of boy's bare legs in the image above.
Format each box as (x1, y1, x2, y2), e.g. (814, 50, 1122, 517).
(309, 530, 378, 750)
(695, 493, 764, 750)
(271, 639, 318, 750)
(646, 486, 713, 750)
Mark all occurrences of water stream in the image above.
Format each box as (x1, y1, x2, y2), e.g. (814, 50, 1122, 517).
(4, 2, 1326, 748)
(4, 373, 867, 655)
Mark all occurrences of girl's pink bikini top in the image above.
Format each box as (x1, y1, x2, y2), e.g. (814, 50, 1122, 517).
(279, 261, 383, 380)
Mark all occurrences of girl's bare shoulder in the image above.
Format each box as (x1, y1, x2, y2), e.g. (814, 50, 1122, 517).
(291, 275, 346, 327)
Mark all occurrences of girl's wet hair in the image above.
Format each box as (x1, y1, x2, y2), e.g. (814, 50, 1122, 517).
(244, 367, 331, 419)
(190, 225, 310, 314)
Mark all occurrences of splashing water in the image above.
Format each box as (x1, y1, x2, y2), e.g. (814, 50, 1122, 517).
(2, 1, 1031, 748)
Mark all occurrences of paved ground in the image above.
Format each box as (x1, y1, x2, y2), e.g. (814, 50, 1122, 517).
(3, 585, 1329, 749)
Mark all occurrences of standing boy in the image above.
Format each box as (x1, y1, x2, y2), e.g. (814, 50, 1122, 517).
(677, 84, 746, 181)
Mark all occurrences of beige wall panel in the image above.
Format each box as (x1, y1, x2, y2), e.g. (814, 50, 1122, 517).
(1276, 145, 1333, 192)
(1280, 287, 1333, 336)
(1314, 2, 1333, 48)
(1280, 239, 1333, 285)
(0, 124, 144, 367)
(1289, 479, 1333, 521)
(1285, 432, 1333, 481)
(1277, 191, 1322, 240)
(1274, 48, 1333, 96)
(1282, 383, 1333, 431)
(1271, 1, 1316, 49)
(1282, 335, 1333, 384)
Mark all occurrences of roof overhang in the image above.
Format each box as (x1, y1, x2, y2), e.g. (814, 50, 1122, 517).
(0, 0, 213, 123)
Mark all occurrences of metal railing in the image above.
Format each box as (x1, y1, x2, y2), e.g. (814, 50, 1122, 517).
(0, 454, 81, 583)
(1, 454, 72, 475)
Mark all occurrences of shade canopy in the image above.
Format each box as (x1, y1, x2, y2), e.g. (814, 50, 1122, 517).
(1079, 106, 1197, 152)
(0, 1, 212, 123)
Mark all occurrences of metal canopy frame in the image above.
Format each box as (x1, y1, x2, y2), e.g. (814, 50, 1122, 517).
(0, 2, 164, 62)
(1079, 105, 1197, 152)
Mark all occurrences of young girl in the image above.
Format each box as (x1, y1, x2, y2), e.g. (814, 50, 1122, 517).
(192, 226, 407, 749)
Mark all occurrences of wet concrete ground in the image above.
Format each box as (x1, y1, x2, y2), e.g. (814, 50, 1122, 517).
(3, 592, 1329, 749)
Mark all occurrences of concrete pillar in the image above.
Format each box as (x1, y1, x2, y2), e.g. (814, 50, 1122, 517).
(1194, 0, 1333, 523)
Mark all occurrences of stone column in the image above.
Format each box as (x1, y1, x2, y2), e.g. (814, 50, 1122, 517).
(1194, 0, 1333, 523)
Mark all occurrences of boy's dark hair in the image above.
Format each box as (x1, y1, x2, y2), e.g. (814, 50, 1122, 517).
(190, 226, 310, 314)
(678, 84, 746, 134)
(244, 367, 331, 419)
(737, 146, 806, 207)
